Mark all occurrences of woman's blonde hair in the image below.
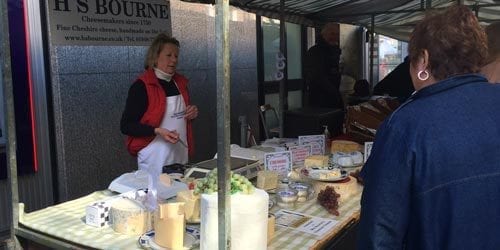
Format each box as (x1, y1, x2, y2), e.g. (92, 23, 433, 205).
(144, 33, 180, 70)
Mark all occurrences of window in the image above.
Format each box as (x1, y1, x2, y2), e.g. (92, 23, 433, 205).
(375, 34, 408, 82)
(261, 17, 302, 82)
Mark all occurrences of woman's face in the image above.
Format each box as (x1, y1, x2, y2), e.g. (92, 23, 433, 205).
(156, 43, 179, 74)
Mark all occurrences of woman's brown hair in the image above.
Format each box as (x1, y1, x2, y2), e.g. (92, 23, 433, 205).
(144, 33, 180, 70)
(409, 5, 487, 81)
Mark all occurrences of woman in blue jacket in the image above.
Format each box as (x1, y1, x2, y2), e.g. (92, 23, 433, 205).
(358, 5, 500, 250)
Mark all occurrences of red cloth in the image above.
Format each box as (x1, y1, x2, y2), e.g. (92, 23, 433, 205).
(126, 69, 194, 157)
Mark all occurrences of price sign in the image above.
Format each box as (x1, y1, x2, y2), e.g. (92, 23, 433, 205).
(264, 151, 292, 177)
(298, 135, 325, 155)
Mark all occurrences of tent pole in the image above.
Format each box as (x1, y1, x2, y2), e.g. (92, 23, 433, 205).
(279, 0, 287, 138)
(369, 14, 375, 91)
(215, 0, 231, 249)
(1, 0, 20, 248)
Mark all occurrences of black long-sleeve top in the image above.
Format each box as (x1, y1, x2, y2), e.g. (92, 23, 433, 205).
(120, 78, 180, 137)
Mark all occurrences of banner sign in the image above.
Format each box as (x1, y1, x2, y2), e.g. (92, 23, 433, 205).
(47, 0, 172, 46)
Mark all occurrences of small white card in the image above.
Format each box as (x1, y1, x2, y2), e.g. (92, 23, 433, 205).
(364, 141, 374, 163)
(264, 151, 292, 177)
(274, 210, 338, 237)
(298, 135, 325, 155)
(288, 145, 312, 166)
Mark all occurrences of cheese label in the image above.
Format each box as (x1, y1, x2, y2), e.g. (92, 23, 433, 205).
(288, 145, 312, 166)
(298, 135, 325, 155)
(264, 151, 292, 178)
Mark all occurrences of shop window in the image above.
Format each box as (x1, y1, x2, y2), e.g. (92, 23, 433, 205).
(375, 34, 408, 83)
(261, 17, 302, 82)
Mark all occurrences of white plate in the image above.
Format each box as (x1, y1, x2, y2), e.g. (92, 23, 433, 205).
(307, 169, 349, 182)
(139, 226, 199, 250)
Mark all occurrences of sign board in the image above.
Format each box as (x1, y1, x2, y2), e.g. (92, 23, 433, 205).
(364, 141, 374, 163)
(288, 145, 312, 166)
(264, 151, 292, 178)
(298, 135, 325, 155)
(47, 0, 171, 46)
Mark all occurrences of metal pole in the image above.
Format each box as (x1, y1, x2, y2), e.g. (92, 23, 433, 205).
(1, 0, 20, 248)
(279, 0, 287, 138)
(369, 14, 375, 91)
(238, 116, 248, 148)
(215, 0, 231, 249)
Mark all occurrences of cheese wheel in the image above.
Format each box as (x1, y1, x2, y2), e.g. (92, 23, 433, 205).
(110, 197, 151, 235)
(312, 176, 361, 204)
(330, 140, 362, 154)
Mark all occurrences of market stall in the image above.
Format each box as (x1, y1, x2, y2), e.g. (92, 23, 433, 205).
(15, 169, 363, 250)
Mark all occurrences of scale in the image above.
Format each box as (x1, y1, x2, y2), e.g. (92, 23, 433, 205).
(184, 157, 261, 180)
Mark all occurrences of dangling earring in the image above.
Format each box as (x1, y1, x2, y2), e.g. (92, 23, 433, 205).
(417, 70, 429, 81)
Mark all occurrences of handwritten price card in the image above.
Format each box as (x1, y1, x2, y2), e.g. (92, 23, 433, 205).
(288, 145, 312, 166)
(264, 151, 292, 177)
(298, 135, 325, 155)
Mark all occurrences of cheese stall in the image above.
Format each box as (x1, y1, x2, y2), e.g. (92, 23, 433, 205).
(6, 0, 500, 249)
(15, 139, 366, 250)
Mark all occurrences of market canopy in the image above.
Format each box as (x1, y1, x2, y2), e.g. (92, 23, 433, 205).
(181, 0, 500, 41)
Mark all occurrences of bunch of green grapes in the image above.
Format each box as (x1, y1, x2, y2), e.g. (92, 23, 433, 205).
(193, 169, 255, 195)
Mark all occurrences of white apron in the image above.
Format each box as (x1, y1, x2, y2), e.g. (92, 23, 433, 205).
(137, 91, 188, 176)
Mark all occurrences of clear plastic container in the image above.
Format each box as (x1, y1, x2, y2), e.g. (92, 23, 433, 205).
(276, 188, 298, 208)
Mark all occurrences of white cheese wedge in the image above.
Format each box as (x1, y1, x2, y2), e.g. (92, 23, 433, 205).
(257, 170, 278, 190)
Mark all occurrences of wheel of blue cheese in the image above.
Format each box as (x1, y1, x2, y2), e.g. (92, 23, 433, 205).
(109, 197, 151, 235)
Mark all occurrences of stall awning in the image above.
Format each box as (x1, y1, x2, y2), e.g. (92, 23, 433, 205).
(181, 0, 500, 41)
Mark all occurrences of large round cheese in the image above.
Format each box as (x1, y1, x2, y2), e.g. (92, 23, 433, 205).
(200, 189, 269, 250)
(109, 197, 151, 235)
(312, 176, 361, 204)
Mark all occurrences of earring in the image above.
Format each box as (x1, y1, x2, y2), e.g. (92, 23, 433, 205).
(417, 70, 429, 81)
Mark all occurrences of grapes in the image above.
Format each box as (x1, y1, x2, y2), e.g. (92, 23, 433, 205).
(193, 169, 255, 195)
(317, 186, 341, 216)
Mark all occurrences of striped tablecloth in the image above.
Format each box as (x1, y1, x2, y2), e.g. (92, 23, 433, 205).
(19, 184, 362, 250)
(268, 183, 362, 250)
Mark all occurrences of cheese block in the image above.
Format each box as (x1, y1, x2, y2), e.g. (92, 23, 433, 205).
(330, 140, 362, 154)
(304, 155, 329, 169)
(154, 202, 185, 249)
(176, 190, 201, 223)
(109, 197, 151, 235)
(257, 170, 278, 190)
(312, 176, 361, 204)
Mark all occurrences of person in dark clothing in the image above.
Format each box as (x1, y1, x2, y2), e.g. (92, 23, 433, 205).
(304, 23, 344, 110)
(373, 56, 415, 102)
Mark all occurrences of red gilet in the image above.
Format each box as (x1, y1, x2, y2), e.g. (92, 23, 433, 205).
(126, 69, 194, 157)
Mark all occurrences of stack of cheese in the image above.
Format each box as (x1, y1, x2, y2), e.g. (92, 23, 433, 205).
(200, 189, 269, 250)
